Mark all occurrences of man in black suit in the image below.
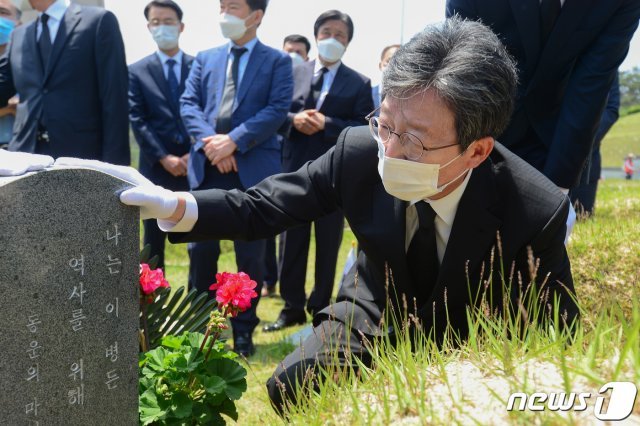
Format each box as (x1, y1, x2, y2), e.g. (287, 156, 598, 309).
(262, 10, 374, 332)
(8, 18, 577, 415)
(129, 0, 193, 270)
(446, 0, 640, 192)
(0, 0, 129, 165)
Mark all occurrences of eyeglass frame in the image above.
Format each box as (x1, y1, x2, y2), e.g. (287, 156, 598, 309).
(365, 106, 460, 161)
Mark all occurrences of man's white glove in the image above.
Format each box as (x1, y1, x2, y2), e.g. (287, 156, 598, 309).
(119, 185, 178, 220)
(0, 150, 54, 176)
(54, 157, 153, 186)
(54, 157, 178, 220)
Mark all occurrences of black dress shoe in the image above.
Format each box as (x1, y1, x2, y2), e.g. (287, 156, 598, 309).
(233, 331, 255, 357)
(262, 311, 306, 332)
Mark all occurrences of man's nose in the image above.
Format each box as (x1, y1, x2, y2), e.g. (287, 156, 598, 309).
(384, 134, 404, 159)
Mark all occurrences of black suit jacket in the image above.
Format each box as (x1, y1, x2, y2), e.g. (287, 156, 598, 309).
(281, 60, 373, 172)
(129, 52, 194, 190)
(0, 4, 129, 165)
(447, 0, 640, 188)
(169, 126, 578, 342)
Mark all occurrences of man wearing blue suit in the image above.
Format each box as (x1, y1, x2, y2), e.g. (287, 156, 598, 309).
(0, 0, 129, 165)
(446, 0, 640, 192)
(263, 10, 374, 332)
(180, 0, 293, 355)
(129, 0, 193, 270)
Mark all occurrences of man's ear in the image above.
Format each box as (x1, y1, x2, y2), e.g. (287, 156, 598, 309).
(466, 136, 494, 169)
(250, 9, 264, 27)
(179, 22, 185, 33)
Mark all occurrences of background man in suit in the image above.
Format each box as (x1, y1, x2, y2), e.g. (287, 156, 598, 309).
(262, 10, 374, 333)
(261, 33, 312, 299)
(180, 0, 293, 356)
(371, 44, 399, 112)
(0, 0, 21, 150)
(129, 0, 193, 270)
(0, 0, 129, 164)
(446, 0, 640, 194)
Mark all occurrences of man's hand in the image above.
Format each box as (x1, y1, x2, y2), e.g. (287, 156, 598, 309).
(0, 150, 54, 176)
(119, 185, 180, 220)
(159, 154, 187, 177)
(216, 155, 238, 174)
(202, 134, 238, 165)
(293, 109, 324, 135)
(0, 97, 17, 118)
(180, 153, 190, 170)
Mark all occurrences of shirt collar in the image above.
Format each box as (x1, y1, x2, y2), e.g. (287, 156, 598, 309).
(156, 49, 183, 66)
(228, 37, 258, 56)
(41, 0, 70, 21)
(411, 168, 473, 226)
(314, 59, 341, 75)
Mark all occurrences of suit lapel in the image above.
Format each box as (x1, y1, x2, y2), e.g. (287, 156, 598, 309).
(430, 161, 502, 307)
(26, 21, 44, 78)
(320, 63, 349, 113)
(44, 3, 82, 84)
(528, 0, 595, 90)
(235, 41, 267, 109)
(148, 54, 178, 114)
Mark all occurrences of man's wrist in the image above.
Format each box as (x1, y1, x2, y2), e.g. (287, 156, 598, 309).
(167, 195, 186, 222)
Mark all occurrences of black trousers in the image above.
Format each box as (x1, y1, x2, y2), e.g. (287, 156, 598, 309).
(187, 166, 265, 334)
(266, 319, 373, 415)
(279, 210, 344, 317)
(143, 219, 168, 270)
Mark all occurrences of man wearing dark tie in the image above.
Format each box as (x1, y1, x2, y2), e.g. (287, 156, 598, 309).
(262, 10, 373, 333)
(180, 0, 293, 356)
(446, 0, 640, 194)
(0, 0, 129, 165)
(129, 0, 193, 270)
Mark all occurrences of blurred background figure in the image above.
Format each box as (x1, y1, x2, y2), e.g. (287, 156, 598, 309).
(261, 33, 312, 299)
(446, 0, 639, 194)
(263, 10, 373, 333)
(180, 0, 293, 356)
(0, 0, 21, 150)
(0, 0, 129, 164)
(624, 152, 635, 180)
(129, 0, 192, 270)
(282, 33, 310, 65)
(570, 74, 620, 217)
(371, 43, 399, 112)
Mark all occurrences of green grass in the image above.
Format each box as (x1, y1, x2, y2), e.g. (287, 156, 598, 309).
(152, 179, 639, 424)
(601, 112, 640, 168)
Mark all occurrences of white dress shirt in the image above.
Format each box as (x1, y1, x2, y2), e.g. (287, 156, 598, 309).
(156, 50, 184, 83)
(314, 59, 341, 110)
(36, 0, 70, 42)
(405, 170, 473, 263)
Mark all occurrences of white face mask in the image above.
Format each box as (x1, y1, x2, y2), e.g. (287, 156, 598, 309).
(317, 38, 346, 63)
(289, 52, 305, 67)
(375, 136, 468, 202)
(219, 12, 253, 41)
(150, 25, 180, 51)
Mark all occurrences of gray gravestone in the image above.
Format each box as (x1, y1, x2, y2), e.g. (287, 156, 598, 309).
(0, 168, 139, 425)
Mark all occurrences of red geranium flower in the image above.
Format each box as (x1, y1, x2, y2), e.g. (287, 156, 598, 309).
(209, 272, 258, 315)
(139, 263, 170, 296)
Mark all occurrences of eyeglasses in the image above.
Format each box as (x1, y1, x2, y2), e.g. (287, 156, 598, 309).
(366, 107, 460, 161)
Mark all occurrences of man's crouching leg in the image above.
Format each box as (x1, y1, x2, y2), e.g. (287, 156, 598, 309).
(266, 319, 373, 416)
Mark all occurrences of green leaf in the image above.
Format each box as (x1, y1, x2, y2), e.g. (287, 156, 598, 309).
(140, 244, 152, 264)
(170, 392, 193, 419)
(218, 398, 239, 422)
(148, 254, 160, 270)
(192, 401, 226, 426)
(201, 375, 226, 395)
(161, 334, 185, 350)
(185, 331, 206, 350)
(205, 358, 248, 400)
(139, 389, 168, 425)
